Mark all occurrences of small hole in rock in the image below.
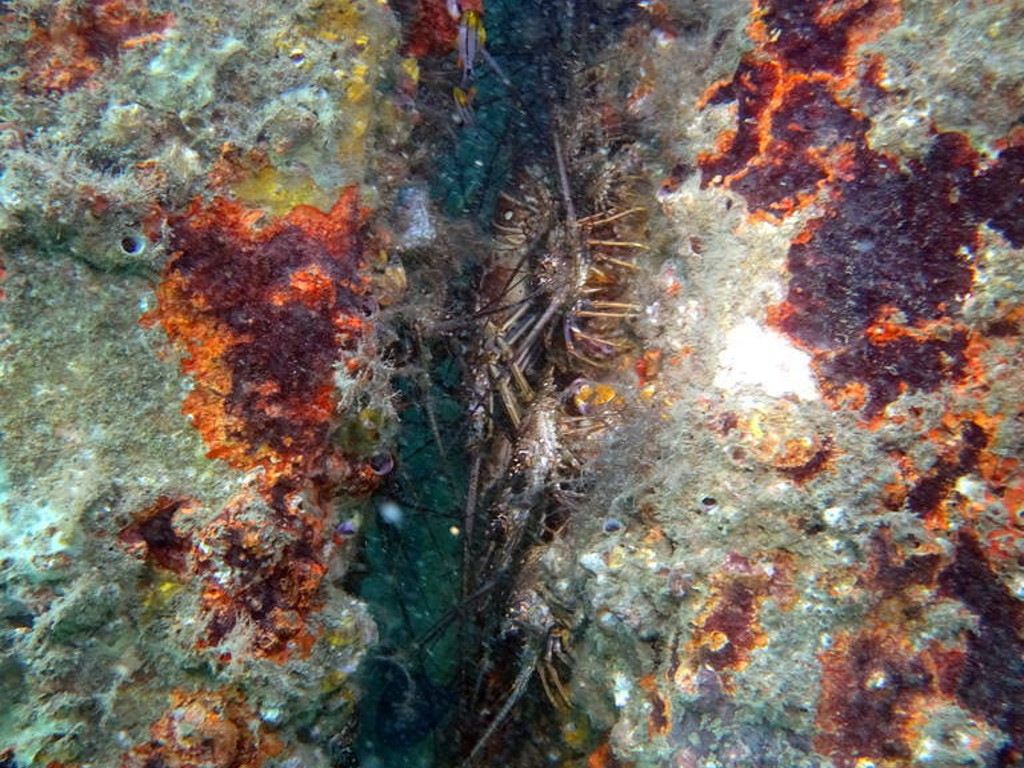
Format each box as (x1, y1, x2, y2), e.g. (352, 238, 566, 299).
(119, 234, 145, 255)
(602, 519, 624, 534)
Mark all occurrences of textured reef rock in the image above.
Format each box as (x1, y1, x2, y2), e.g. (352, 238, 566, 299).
(0, 0, 401, 765)
(524, 2, 1024, 767)
(1, 0, 1023, 766)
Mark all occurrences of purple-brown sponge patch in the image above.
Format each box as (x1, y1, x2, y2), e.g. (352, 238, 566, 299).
(144, 189, 379, 495)
(700, 0, 1024, 416)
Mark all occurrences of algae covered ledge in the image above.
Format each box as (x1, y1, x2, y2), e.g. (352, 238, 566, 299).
(1, 1, 1023, 767)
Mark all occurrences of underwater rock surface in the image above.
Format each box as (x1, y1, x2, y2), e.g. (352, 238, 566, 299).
(533, 2, 1024, 767)
(1, 0, 1022, 767)
(1, 0, 399, 765)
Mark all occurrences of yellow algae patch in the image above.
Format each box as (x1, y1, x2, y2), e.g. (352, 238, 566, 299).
(231, 165, 333, 216)
(272, 0, 403, 185)
(308, 0, 374, 42)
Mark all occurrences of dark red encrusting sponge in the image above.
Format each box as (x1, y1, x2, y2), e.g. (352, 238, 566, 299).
(144, 188, 379, 498)
(939, 531, 1024, 766)
(699, 0, 1024, 416)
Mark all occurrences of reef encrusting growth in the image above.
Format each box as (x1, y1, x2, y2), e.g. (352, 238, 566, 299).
(148, 188, 381, 495)
(1, 0, 1023, 766)
(519, 1, 1024, 767)
(0, 0, 402, 764)
(698, 0, 1024, 417)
